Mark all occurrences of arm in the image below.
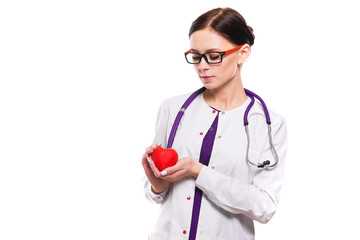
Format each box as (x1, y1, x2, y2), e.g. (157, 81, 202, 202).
(143, 175, 170, 204)
(195, 118, 288, 223)
(142, 101, 171, 204)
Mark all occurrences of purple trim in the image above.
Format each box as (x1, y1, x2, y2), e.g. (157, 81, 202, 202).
(188, 112, 219, 240)
(210, 106, 221, 112)
(167, 87, 206, 149)
(244, 88, 271, 124)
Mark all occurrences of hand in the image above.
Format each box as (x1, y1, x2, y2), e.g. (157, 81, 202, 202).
(153, 157, 203, 183)
(141, 143, 171, 194)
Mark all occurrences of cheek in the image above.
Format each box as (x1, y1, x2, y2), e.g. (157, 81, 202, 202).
(218, 62, 238, 79)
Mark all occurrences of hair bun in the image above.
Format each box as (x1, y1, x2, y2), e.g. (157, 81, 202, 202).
(247, 25, 255, 45)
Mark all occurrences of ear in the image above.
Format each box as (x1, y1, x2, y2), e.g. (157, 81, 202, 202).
(237, 44, 251, 65)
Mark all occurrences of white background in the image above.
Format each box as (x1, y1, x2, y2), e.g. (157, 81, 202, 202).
(1, 0, 360, 239)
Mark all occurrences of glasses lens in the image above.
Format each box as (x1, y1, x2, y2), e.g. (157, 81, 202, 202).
(205, 52, 222, 63)
(186, 53, 201, 64)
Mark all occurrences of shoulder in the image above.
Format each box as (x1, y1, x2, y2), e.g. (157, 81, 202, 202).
(160, 90, 195, 111)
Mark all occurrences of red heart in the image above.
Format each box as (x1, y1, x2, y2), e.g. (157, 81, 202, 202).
(152, 147, 178, 171)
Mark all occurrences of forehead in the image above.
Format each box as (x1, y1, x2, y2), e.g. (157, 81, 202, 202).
(189, 28, 235, 51)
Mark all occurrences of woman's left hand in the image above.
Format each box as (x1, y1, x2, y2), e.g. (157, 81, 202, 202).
(151, 157, 203, 182)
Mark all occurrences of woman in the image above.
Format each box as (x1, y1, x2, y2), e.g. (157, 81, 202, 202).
(142, 7, 287, 240)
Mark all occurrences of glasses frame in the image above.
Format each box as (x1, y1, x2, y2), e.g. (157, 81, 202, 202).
(184, 44, 245, 64)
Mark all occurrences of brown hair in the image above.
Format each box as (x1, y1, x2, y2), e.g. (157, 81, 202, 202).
(189, 8, 255, 46)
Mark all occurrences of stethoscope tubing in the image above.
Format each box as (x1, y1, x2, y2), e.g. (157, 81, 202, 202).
(243, 89, 279, 168)
(244, 88, 271, 124)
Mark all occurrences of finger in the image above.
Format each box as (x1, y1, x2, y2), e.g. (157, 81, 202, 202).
(160, 159, 185, 176)
(145, 146, 155, 155)
(142, 156, 155, 177)
(151, 143, 162, 150)
(142, 161, 152, 174)
(161, 169, 187, 182)
(142, 153, 148, 166)
(146, 156, 152, 165)
(160, 165, 178, 176)
(143, 151, 152, 163)
(142, 153, 151, 166)
(146, 143, 161, 157)
(159, 161, 186, 177)
(149, 159, 162, 178)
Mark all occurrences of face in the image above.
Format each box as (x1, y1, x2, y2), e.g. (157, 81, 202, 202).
(189, 28, 250, 90)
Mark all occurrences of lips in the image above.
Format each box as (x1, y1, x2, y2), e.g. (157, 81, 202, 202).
(201, 75, 213, 81)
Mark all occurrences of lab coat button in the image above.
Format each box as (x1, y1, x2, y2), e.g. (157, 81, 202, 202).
(200, 231, 204, 234)
(187, 196, 191, 200)
(221, 111, 225, 114)
(211, 166, 215, 169)
(212, 110, 216, 114)
(217, 135, 221, 139)
(200, 132, 203, 135)
(183, 230, 187, 234)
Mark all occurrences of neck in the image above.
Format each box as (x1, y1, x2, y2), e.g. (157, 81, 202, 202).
(203, 77, 247, 112)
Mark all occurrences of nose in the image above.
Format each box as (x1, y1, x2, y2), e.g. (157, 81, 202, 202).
(196, 56, 210, 71)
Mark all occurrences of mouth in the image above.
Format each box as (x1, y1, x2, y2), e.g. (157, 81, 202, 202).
(200, 75, 213, 82)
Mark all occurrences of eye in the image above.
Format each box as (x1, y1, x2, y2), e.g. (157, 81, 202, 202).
(191, 54, 201, 60)
(208, 53, 221, 61)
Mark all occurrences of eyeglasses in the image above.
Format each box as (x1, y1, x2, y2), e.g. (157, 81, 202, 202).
(184, 44, 245, 64)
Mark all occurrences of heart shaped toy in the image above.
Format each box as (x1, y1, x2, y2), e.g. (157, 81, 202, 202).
(152, 147, 178, 171)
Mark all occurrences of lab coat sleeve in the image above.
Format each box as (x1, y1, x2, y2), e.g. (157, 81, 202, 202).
(143, 101, 170, 204)
(195, 116, 288, 224)
(143, 178, 170, 204)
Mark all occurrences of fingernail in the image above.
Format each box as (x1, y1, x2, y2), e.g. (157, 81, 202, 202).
(161, 170, 168, 176)
(147, 157, 151, 164)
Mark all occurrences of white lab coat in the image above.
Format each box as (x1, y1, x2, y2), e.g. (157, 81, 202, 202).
(144, 90, 288, 240)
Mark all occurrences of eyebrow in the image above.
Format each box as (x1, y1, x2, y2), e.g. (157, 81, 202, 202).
(189, 48, 223, 52)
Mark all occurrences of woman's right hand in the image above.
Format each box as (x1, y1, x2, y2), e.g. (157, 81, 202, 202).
(142, 143, 171, 194)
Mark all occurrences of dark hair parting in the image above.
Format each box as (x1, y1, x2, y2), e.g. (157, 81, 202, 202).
(189, 8, 255, 46)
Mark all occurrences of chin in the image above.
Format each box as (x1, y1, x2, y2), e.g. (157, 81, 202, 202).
(202, 81, 219, 90)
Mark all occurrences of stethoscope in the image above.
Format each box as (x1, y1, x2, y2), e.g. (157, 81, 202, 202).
(166, 87, 279, 168)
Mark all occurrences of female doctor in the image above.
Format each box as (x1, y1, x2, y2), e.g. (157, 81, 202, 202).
(142, 7, 287, 240)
